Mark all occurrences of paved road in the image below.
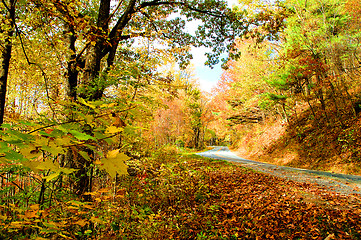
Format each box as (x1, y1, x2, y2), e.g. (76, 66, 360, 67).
(197, 146, 361, 196)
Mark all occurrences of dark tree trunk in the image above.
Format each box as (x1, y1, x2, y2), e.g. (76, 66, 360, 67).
(65, 0, 113, 198)
(193, 127, 200, 149)
(66, 146, 92, 201)
(0, 0, 16, 126)
(79, 0, 110, 101)
(64, 23, 78, 100)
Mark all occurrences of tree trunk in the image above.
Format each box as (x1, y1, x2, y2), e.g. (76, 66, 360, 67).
(193, 127, 200, 149)
(64, 0, 111, 199)
(63, 0, 138, 198)
(66, 146, 92, 201)
(0, 0, 16, 126)
(79, 0, 110, 101)
(64, 23, 78, 100)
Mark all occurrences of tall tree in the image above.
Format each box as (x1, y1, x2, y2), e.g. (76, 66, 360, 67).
(29, 0, 247, 102)
(21, 0, 248, 196)
(270, 0, 360, 123)
(0, 0, 16, 125)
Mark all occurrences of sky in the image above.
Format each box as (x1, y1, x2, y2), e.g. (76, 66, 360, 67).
(190, 0, 240, 93)
(190, 47, 224, 93)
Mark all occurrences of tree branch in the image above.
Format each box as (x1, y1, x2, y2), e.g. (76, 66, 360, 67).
(138, 1, 226, 18)
(101, 0, 137, 59)
(27, 106, 135, 134)
(101, 0, 229, 59)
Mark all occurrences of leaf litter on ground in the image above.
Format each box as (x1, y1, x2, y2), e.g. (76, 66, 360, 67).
(1, 153, 361, 239)
(107, 154, 361, 239)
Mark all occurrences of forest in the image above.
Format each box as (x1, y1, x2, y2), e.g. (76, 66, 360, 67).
(0, 0, 361, 239)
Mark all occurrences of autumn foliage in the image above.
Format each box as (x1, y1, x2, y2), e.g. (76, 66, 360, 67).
(1, 0, 361, 238)
(2, 153, 360, 239)
(209, 0, 361, 174)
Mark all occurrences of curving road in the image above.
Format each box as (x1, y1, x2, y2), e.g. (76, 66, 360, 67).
(197, 146, 361, 196)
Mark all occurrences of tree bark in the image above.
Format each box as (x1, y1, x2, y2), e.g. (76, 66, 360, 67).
(79, 0, 111, 100)
(64, 23, 78, 100)
(0, 0, 16, 126)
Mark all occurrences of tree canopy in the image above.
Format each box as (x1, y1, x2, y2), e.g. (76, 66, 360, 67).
(1, 0, 361, 238)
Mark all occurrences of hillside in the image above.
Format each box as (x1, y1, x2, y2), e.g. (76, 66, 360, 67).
(232, 108, 361, 175)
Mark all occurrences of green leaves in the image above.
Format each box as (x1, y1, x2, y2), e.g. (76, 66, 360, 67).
(3, 150, 24, 161)
(69, 130, 95, 141)
(0, 97, 130, 182)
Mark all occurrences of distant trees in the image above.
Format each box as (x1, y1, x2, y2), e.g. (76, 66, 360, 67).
(268, 0, 361, 124)
(151, 66, 210, 149)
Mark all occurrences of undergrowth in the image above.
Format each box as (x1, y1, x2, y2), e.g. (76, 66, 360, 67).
(1, 150, 361, 239)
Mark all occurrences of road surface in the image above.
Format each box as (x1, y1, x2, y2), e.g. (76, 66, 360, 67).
(197, 146, 361, 196)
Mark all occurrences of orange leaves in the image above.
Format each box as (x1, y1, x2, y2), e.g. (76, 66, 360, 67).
(161, 159, 361, 239)
(345, 0, 361, 21)
(24, 204, 40, 219)
(2, 154, 361, 239)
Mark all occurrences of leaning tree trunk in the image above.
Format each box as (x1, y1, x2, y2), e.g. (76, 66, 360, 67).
(0, 0, 16, 126)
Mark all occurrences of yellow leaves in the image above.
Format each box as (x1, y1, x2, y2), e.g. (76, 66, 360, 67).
(84, 114, 94, 124)
(105, 114, 125, 134)
(105, 125, 123, 134)
(34, 137, 49, 148)
(22, 158, 77, 181)
(24, 209, 38, 219)
(0, 214, 7, 222)
(21, 157, 43, 173)
(10, 221, 25, 228)
(90, 216, 104, 224)
(101, 102, 117, 108)
(19, 145, 41, 160)
(98, 188, 111, 193)
(78, 150, 91, 161)
(30, 204, 40, 210)
(43, 141, 65, 156)
(43, 172, 60, 182)
(36, 158, 60, 170)
(54, 136, 72, 147)
(84, 188, 111, 197)
(78, 97, 96, 109)
(97, 149, 129, 178)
